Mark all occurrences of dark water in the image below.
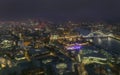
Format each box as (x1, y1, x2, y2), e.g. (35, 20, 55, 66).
(93, 37, 120, 56)
(76, 28, 120, 56)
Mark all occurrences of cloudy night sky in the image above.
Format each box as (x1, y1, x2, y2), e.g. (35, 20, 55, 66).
(0, 0, 120, 22)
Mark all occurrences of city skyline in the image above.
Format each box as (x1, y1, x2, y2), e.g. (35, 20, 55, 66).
(0, 1, 120, 75)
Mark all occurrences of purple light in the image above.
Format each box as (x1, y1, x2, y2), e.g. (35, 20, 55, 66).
(66, 45, 81, 50)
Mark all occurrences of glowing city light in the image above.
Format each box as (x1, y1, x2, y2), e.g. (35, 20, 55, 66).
(66, 45, 81, 50)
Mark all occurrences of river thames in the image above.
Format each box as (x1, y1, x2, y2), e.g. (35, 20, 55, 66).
(76, 28, 120, 57)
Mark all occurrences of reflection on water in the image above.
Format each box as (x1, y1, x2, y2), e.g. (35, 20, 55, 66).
(77, 28, 120, 56)
(108, 37, 112, 46)
(93, 37, 120, 56)
(95, 37, 112, 47)
(108, 37, 111, 41)
(98, 38, 102, 44)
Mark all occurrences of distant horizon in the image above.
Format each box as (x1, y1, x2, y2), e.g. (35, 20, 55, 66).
(0, 17, 119, 24)
(0, 0, 120, 24)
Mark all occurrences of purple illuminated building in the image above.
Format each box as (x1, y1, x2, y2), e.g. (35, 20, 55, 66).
(66, 45, 82, 50)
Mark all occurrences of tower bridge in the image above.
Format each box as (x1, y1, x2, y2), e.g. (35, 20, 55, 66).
(85, 31, 114, 38)
(50, 31, 114, 40)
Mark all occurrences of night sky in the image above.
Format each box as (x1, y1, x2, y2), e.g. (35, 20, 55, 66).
(0, 0, 120, 22)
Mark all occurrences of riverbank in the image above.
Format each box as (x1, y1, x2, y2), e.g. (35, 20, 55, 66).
(110, 35, 120, 41)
